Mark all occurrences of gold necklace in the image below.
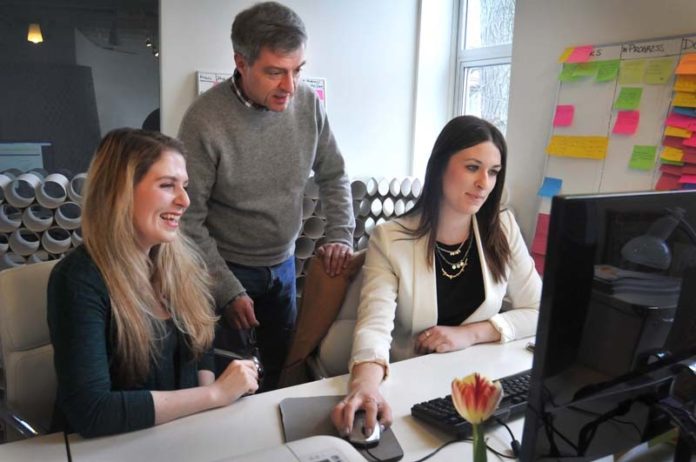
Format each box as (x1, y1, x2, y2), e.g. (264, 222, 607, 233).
(435, 235, 474, 280)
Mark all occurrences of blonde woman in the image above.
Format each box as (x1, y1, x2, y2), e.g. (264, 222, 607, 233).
(47, 129, 259, 438)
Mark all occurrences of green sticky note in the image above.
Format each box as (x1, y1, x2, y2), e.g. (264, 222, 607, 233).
(619, 59, 646, 85)
(629, 145, 657, 170)
(559, 63, 581, 82)
(596, 60, 620, 82)
(644, 57, 675, 85)
(660, 158, 684, 166)
(614, 87, 643, 110)
(572, 62, 598, 78)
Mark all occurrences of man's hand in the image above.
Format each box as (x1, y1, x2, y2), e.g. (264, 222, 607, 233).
(224, 294, 259, 330)
(316, 242, 353, 277)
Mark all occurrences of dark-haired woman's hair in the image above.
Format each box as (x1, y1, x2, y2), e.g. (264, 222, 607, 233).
(404, 115, 510, 282)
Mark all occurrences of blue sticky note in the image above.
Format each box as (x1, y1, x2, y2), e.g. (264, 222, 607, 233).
(673, 106, 696, 117)
(683, 183, 696, 190)
(538, 177, 563, 197)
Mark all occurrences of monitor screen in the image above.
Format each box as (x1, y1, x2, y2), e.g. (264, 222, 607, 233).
(520, 190, 696, 460)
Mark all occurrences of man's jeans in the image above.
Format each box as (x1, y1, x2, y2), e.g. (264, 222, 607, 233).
(214, 257, 296, 391)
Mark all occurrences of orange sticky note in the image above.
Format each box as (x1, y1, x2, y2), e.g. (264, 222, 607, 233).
(558, 47, 573, 63)
(676, 53, 696, 75)
(566, 45, 593, 63)
(665, 126, 693, 138)
(553, 105, 575, 127)
(612, 111, 640, 135)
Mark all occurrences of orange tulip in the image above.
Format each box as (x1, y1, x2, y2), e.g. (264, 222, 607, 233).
(451, 372, 503, 425)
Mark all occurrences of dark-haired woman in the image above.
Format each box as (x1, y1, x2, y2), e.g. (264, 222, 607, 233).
(331, 116, 541, 435)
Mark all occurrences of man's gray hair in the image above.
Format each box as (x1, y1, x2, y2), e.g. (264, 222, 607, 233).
(231, 2, 307, 64)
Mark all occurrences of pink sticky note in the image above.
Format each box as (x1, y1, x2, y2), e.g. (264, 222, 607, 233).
(666, 112, 696, 130)
(683, 135, 696, 147)
(612, 111, 640, 135)
(553, 105, 575, 127)
(566, 45, 594, 63)
(531, 213, 550, 255)
(678, 174, 696, 184)
(655, 173, 680, 191)
(533, 253, 545, 276)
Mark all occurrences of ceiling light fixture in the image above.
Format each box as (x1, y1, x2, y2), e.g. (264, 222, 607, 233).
(27, 23, 43, 44)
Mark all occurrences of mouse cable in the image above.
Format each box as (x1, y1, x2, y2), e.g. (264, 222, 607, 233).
(494, 416, 522, 458)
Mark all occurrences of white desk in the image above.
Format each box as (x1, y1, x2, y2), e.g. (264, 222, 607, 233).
(0, 340, 533, 461)
(0, 432, 67, 461)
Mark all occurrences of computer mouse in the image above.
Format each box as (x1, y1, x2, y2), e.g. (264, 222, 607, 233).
(347, 410, 381, 448)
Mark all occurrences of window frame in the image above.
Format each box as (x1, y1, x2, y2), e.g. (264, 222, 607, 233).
(453, 0, 514, 120)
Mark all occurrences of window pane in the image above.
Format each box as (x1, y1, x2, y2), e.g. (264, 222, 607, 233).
(461, 64, 511, 134)
(464, 0, 515, 50)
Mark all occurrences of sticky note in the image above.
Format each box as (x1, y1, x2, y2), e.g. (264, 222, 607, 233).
(573, 62, 598, 78)
(614, 87, 643, 110)
(628, 145, 657, 170)
(553, 105, 575, 127)
(675, 53, 696, 75)
(566, 45, 593, 63)
(665, 126, 693, 138)
(674, 75, 696, 92)
(666, 112, 696, 130)
(660, 164, 683, 176)
(684, 152, 696, 164)
(559, 63, 581, 82)
(619, 60, 646, 84)
(546, 135, 609, 160)
(661, 146, 684, 162)
(661, 159, 685, 166)
(663, 136, 685, 149)
(596, 60, 620, 82)
(644, 57, 675, 85)
(538, 177, 563, 197)
(532, 213, 550, 255)
(679, 174, 696, 184)
(655, 173, 681, 191)
(558, 47, 573, 63)
(673, 107, 696, 117)
(612, 111, 640, 135)
(683, 135, 696, 148)
(673, 91, 696, 108)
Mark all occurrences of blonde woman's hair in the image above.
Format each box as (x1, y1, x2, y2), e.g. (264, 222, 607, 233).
(82, 128, 216, 385)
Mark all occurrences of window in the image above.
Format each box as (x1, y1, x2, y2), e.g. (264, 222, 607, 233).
(455, 0, 515, 134)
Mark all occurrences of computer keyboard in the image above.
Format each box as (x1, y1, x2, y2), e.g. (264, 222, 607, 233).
(411, 369, 531, 438)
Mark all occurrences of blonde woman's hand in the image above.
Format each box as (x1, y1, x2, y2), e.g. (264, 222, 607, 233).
(211, 359, 259, 405)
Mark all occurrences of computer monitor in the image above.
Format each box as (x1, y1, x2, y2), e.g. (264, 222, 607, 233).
(520, 190, 696, 461)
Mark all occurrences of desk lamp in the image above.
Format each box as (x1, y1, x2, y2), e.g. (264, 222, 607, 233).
(621, 207, 696, 270)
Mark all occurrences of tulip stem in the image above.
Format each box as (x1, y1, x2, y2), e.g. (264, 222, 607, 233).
(472, 424, 487, 462)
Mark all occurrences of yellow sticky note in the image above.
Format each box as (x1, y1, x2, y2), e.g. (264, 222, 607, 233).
(665, 126, 693, 138)
(675, 75, 696, 92)
(661, 146, 684, 162)
(558, 47, 573, 63)
(673, 91, 696, 108)
(644, 57, 675, 85)
(619, 59, 646, 85)
(546, 135, 609, 160)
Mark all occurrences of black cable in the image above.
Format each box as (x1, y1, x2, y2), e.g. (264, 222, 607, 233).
(408, 438, 460, 462)
(494, 417, 522, 457)
(63, 430, 72, 462)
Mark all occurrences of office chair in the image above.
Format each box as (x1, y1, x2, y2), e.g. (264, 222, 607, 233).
(0, 260, 59, 441)
(279, 251, 365, 387)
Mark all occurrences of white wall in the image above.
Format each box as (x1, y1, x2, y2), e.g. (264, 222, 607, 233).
(160, 0, 426, 179)
(75, 29, 159, 136)
(507, 0, 696, 240)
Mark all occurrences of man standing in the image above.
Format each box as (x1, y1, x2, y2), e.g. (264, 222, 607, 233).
(179, 2, 354, 390)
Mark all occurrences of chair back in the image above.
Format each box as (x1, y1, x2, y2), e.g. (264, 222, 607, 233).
(0, 260, 58, 434)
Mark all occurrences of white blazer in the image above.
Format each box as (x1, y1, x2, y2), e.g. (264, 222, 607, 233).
(350, 210, 541, 372)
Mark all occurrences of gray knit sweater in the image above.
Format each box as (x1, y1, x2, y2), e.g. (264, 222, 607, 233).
(178, 79, 354, 309)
